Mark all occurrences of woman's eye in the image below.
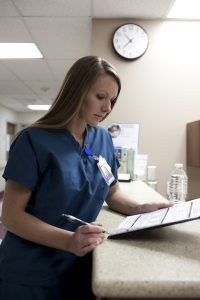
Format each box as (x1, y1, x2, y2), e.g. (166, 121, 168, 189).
(97, 94, 105, 100)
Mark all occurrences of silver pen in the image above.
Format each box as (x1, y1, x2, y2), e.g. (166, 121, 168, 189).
(62, 214, 109, 234)
(62, 214, 89, 225)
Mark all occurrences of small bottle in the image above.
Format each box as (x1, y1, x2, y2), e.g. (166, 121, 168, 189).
(167, 163, 188, 204)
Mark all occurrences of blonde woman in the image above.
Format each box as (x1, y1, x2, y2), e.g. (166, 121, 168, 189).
(0, 56, 170, 300)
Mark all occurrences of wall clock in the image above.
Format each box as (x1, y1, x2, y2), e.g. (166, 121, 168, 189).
(112, 23, 148, 60)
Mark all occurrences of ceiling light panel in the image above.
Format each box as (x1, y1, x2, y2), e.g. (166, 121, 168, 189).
(0, 43, 43, 59)
(167, 0, 200, 19)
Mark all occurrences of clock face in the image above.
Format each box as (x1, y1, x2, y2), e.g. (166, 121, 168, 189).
(112, 23, 148, 60)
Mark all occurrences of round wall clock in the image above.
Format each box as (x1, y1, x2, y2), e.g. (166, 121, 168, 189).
(112, 23, 148, 60)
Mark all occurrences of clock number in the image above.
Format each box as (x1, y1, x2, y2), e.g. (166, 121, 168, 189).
(128, 24, 133, 30)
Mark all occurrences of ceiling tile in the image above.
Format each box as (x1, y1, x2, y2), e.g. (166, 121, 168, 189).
(24, 17, 92, 59)
(0, 17, 32, 41)
(0, 0, 20, 16)
(93, 0, 174, 18)
(0, 62, 17, 80)
(24, 80, 61, 101)
(3, 59, 55, 81)
(47, 59, 76, 80)
(0, 79, 36, 96)
(14, 0, 91, 16)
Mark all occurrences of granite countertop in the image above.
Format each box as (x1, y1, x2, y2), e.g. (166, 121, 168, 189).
(92, 181, 200, 299)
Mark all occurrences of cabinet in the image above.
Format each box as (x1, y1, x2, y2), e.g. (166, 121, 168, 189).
(186, 120, 200, 167)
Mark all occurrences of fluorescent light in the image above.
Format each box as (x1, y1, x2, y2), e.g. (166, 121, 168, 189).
(167, 0, 200, 19)
(0, 43, 43, 59)
(28, 105, 51, 111)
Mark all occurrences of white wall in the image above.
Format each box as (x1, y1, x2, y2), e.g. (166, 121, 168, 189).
(92, 19, 200, 199)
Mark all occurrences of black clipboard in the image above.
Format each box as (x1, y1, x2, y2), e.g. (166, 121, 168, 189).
(108, 198, 200, 239)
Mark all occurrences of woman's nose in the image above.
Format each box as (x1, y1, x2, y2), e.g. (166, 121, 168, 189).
(102, 100, 111, 113)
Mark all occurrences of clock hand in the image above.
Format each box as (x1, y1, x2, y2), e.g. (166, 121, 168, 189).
(124, 33, 131, 41)
(123, 40, 131, 48)
(123, 37, 134, 49)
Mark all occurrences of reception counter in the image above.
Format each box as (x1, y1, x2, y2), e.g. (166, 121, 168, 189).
(92, 181, 200, 299)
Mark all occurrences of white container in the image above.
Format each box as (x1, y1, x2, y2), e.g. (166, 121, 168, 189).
(147, 166, 157, 181)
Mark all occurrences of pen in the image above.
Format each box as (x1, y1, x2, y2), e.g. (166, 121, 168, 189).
(62, 214, 89, 225)
(62, 214, 109, 234)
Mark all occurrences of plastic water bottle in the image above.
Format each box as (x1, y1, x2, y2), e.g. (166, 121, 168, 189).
(167, 163, 188, 204)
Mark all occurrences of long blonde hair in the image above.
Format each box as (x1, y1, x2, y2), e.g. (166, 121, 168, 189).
(30, 56, 121, 129)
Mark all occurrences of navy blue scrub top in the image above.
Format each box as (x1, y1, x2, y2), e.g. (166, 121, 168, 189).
(0, 126, 119, 287)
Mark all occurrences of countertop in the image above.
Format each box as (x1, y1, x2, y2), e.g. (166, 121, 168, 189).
(92, 181, 200, 299)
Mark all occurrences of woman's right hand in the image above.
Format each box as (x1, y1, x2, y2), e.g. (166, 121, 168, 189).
(67, 224, 105, 257)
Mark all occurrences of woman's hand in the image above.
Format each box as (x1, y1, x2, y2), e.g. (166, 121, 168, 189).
(67, 224, 105, 257)
(139, 201, 172, 214)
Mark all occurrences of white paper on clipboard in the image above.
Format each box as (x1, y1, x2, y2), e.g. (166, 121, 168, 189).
(108, 198, 200, 238)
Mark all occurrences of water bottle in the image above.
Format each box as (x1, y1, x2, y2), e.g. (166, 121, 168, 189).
(167, 163, 188, 204)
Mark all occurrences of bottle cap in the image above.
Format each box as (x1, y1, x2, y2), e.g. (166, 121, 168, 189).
(174, 163, 183, 168)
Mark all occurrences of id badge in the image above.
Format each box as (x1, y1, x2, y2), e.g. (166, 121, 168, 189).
(97, 156, 115, 186)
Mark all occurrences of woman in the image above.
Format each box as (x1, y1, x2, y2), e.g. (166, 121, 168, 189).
(0, 56, 170, 299)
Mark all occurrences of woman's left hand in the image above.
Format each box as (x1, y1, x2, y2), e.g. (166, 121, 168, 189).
(139, 201, 172, 214)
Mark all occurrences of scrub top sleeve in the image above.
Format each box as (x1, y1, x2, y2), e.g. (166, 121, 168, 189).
(3, 131, 39, 190)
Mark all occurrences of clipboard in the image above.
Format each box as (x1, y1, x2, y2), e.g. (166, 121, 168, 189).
(108, 198, 200, 239)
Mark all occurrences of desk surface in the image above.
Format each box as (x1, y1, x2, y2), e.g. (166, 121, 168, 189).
(92, 181, 200, 299)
